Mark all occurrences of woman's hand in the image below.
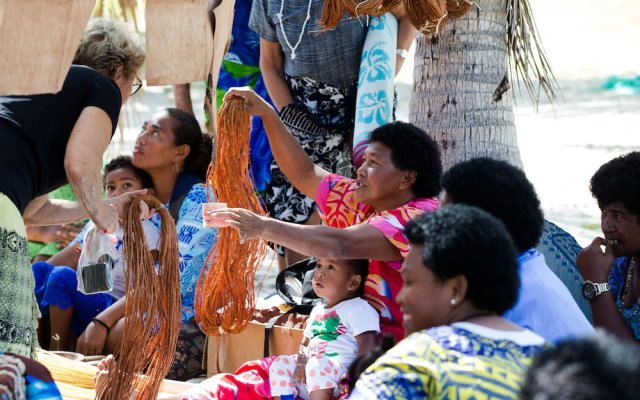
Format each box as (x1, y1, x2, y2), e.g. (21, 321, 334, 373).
(577, 237, 615, 283)
(94, 189, 150, 233)
(76, 321, 108, 356)
(224, 87, 276, 118)
(205, 208, 266, 244)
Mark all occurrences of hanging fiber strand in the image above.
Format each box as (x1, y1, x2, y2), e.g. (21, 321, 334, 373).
(196, 96, 269, 336)
(97, 195, 181, 400)
(320, 0, 348, 29)
(446, 0, 474, 19)
(405, 0, 448, 34)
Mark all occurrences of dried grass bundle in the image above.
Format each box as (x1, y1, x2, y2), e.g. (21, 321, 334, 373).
(195, 96, 269, 336)
(97, 195, 181, 400)
(405, 0, 448, 34)
(36, 350, 97, 389)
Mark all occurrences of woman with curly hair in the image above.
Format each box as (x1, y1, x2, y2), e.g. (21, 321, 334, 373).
(577, 151, 640, 342)
(441, 157, 593, 343)
(209, 87, 443, 342)
(352, 205, 546, 399)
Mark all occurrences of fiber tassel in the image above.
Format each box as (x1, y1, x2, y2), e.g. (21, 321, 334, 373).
(405, 0, 448, 34)
(97, 195, 181, 400)
(195, 96, 269, 336)
(320, 0, 346, 28)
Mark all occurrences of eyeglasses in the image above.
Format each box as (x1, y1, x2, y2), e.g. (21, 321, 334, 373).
(131, 75, 143, 96)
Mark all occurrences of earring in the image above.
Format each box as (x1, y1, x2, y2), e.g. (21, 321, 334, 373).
(450, 298, 457, 306)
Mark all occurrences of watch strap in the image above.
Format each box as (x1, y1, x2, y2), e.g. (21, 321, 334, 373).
(594, 281, 611, 295)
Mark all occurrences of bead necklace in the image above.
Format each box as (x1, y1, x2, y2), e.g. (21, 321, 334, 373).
(276, 0, 314, 60)
(622, 257, 640, 316)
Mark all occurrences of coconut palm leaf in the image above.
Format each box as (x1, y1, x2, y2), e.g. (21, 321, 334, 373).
(505, 0, 559, 107)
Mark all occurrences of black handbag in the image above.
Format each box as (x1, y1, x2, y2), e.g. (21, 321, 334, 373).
(264, 258, 323, 357)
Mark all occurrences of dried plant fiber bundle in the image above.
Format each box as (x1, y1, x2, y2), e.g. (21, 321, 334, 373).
(195, 96, 269, 336)
(321, 0, 402, 28)
(446, 0, 473, 19)
(405, 0, 448, 34)
(97, 195, 181, 400)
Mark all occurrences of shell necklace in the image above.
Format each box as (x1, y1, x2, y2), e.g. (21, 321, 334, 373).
(276, 0, 314, 60)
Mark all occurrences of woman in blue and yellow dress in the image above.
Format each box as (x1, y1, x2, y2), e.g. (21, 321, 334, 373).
(351, 205, 547, 400)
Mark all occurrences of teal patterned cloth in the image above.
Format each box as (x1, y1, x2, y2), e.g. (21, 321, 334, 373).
(353, 14, 397, 168)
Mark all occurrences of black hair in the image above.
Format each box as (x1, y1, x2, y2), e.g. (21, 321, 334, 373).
(520, 330, 640, 400)
(166, 108, 213, 181)
(346, 333, 396, 394)
(369, 121, 442, 198)
(344, 259, 369, 297)
(404, 204, 520, 315)
(103, 155, 152, 188)
(441, 157, 543, 252)
(590, 151, 640, 220)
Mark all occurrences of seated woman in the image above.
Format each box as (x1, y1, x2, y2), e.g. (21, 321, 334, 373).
(32, 155, 157, 351)
(577, 151, 640, 342)
(351, 205, 547, 399)
(208, 87, 442, 342)
(441, 157, 594, 342)
(76, 108, 216, 380)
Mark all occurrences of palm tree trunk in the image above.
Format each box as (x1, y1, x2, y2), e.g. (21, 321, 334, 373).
(410, 0, 523, 170)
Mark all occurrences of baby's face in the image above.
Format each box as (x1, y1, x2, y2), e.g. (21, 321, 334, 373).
(105, 168, 144, 198)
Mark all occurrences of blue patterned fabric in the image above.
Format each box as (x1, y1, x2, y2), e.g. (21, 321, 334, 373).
(353, 14, 397, 168)
(154, 182, 216, 323)
(536, 220, 593, 322)
(351, 324, 546, 400)
(609, 257, 640, 339)
(217, 0, 272, 193)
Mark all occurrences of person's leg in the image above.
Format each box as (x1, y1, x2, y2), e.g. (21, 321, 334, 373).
(32, 261, 55, 348)
(44, 266, 113, 350)
(305, 355, 343, 400)
(269, 355, 301, 399)
(48, 305, 74, 351)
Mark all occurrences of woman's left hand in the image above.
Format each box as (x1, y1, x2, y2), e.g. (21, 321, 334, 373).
(106, 189, 152, 218)
(205, 208, 266, 243)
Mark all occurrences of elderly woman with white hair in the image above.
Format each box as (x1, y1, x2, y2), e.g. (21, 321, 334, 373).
(0, 17, 145, 357)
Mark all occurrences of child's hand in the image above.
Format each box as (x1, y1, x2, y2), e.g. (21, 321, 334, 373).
(294, 351, 308, 385)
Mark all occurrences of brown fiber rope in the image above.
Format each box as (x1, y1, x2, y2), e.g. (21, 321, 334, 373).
(321, 0, 469, 34)
(97, 195, 181, 400)
(195, 96, 268, 336)
(405, 0, 448, 35)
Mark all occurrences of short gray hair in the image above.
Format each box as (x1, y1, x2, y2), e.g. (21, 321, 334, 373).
(73, 17, 145, 79)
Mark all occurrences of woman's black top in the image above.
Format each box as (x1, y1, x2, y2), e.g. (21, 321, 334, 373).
(0, 65, 121, 213)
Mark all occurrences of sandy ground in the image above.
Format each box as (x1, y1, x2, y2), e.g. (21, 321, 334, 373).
(105, 0, 640, 297)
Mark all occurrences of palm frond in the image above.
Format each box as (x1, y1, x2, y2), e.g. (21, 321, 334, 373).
(506, 0, 559, 107)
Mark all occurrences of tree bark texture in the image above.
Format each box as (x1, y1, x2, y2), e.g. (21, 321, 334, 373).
(410, 0, 523, 170)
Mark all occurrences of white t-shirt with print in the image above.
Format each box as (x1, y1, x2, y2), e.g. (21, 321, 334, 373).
(304, 297, 380, 368)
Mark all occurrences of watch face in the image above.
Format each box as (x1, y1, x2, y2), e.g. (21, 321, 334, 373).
(582, 282, 596, 300)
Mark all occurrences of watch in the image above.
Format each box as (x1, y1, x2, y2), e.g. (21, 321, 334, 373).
(396, 48, 409, 59)
(581, 280, 611, 301)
